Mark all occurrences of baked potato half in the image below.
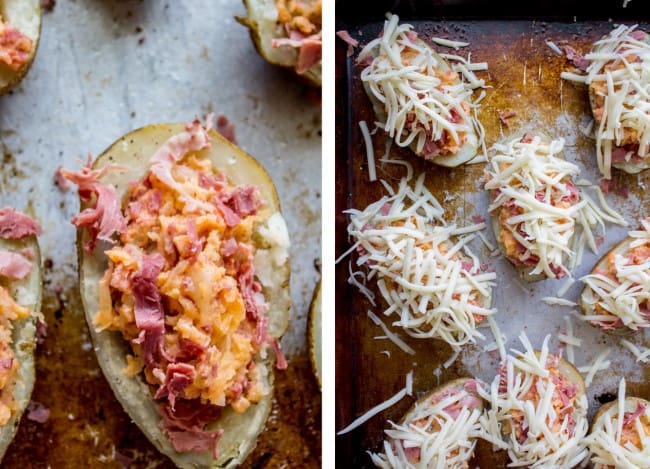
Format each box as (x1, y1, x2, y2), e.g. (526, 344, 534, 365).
(370, 378, 485, 468)
(308, 279, 320, 389)
(0, 0, 41, 95)
(74, 122, 291, 468)
(238, 0, 321, 88)
(479, 342, 589, 468)
(358, 15, 480, 167)
(586, 26, 650, 178)
(586, 385, 650, 468)
(0, 220, 41, 460)
(486, 131, 580, 282)
(580, 219, 650, 332)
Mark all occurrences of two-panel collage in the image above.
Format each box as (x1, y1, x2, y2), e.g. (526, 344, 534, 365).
(2, 0, 650, 468)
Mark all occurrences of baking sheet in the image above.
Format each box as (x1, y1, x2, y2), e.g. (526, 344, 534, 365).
(335, 16, 650, 468)
(0, 1, 321, 467)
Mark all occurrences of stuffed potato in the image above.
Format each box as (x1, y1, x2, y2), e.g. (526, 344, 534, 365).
(0, 208, 41, 460)
(0, 0, 41, 95)
(238, 0, 322, 87)
(64, 118, 291, 468)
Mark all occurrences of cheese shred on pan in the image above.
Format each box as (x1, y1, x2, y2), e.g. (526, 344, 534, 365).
(369, 381, 484, 468)
(341, 172, 497, 352)
(357, 14, 487, 161)
(584, 378, 650, 468)
(581, 218, 650, 330)
(337, 371, 414, 436)
(476, 333, 589, 468)
(562, 24, 650, 179)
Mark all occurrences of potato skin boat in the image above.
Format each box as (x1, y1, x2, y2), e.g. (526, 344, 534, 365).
(238, 0, 321, 88)
(0, 234, 41, 460)
(488, 131, 574, 282)
(362, 40, 479, 168)
(579, 235, 648, 332)
(0, 0, 41, 95)
(308, 279, 321, 389)
(76, 123, 291, 468)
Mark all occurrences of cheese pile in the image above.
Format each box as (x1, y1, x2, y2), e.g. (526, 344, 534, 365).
(344, 173, 496, 351)
(486, 135, 582, 278)
(477, 334, 589, 468)
(584, 379, 650, 468)
(562, 24, 650, 179)
(581, 218, 650, 330)
(357, 14, 484, 157)
(369, 386, 483, 468)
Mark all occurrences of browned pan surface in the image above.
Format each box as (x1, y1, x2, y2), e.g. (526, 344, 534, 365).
(336, 19, 650, 468)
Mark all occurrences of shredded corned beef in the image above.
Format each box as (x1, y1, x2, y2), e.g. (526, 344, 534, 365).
(61, 158, 127, 253)
(159, 400, 223, 458)
(131, 253, 169, 367)
(216, 115, 237, 144)
(272, 31, 322, 74)
(53, 166, 70, 193)
(624, 402, 646, 426)
(36, 318, 47, 345)
(26, 401, 50, 423)
(0, 22, 32, 71)
(0, 208, 42, 239)
(563, 45, 590, 72)
(271, 338, 287, 370)
(155, 363, 196, 411)
(498, 110, 517, 129)
(0, 250, 32, 279)
(336, 30, 358, 57)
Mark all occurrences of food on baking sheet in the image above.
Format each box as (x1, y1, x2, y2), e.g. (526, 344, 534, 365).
(308, 279, 321, 389)
(0, 208, 41, 460)
(238, 0, 322, 87)
(357, 14, 485, 167)
(580, 218, 650, 331)
(369, 378, 484, 468)
(485, 132, 583, 281)
(0, 0, 40, 94)
(477, 334, 589, 468)
(585, 378, 650, 468)
(342, 171, 497, 352)
(561, 24, 650, 179)
(63, 117, 291, 467)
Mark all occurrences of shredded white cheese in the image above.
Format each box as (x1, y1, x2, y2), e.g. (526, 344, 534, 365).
(584, 377, 650, 468)
(580, 218, 650, 331)
(562, 315, 580, 364)
(341, 171, 497, 352)
(430, 36, 469, 50)
(367, 310, 416, 355)
(546, 40, 563, 56)
(338, 371, 414, 435)
(358, 14, 487, 161)
(369, 380, 483, 468)
(620, 338, 650, 363)
(476, 332, 589, 468)
(579, 347, 612, 387)
(485, 135, 580, 279)
(487, 134, 627, 279)
(562, 24, 650, 179)
(359, 120, 377, 182)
